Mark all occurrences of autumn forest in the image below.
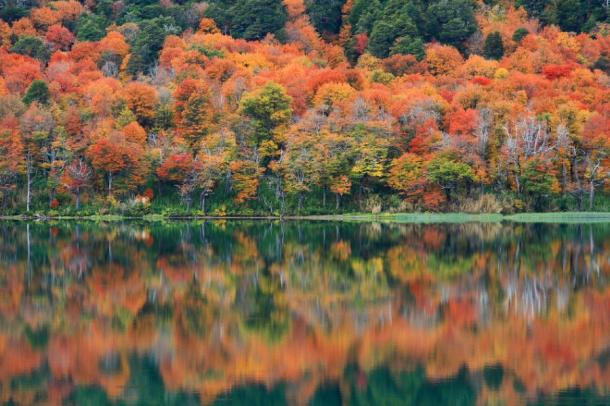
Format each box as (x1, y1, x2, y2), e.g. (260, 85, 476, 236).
(0, 0, 609, 216)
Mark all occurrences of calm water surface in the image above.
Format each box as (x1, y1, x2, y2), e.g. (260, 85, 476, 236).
(1, 220, 610, 405)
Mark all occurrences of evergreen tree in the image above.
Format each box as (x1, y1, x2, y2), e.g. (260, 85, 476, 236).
(306, 0, 345, 35)
(427, 0, 477, 50)
(512, 27, 529, 43)
(553, 0, 585, 32)
(75, 14, 107, 41)
(593, 55, 610, 75)
(390, 36, 425, 60)
(483, 31, 504, 60)
(516, 0, 547, 19)
(23, 80, 51, 106)
(206, 0, 287, 40)
(127, 17, 179, 75)
(10, 36, 50, 62)
(368, 22, 403, 58)
(0, 6, 28, 23)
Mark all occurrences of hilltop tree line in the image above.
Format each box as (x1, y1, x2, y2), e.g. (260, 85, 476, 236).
(0, 0, 609, 215)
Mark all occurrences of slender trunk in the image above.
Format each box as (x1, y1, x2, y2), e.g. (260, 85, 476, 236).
(335, 194, 340, 210)
(561, 161, 567, 196)
(573, 157, 583, 210)
(76, 188, 81, 210)
(49, 150, 56, 207)
(108, 172, 113, 197)
(589, 179, 595, 210)
(322, 188, 326, 208)
(26, 152, 32, 212)
(200, 191, 206, 214)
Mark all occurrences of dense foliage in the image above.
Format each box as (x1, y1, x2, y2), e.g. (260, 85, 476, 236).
(0, 0, 609, 215)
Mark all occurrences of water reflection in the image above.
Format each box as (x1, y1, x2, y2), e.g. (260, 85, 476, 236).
(0, 221, 609, 404)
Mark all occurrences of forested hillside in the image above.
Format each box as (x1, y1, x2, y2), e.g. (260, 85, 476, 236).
(0, 0, 609, 215)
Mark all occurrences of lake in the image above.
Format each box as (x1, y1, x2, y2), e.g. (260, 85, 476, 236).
(0, 220, 609, 405)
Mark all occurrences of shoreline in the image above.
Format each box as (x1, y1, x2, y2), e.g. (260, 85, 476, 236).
(1, 212, 610, 223)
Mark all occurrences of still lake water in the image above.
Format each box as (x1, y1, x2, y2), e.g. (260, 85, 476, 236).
(0, 220, 610, 405)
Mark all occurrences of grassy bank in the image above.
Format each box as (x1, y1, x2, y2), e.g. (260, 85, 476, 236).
(305, 212, 610, 223)
(2, 211, 610, 223)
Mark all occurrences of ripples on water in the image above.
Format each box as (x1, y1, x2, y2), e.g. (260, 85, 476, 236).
(0, 221, 609, 405)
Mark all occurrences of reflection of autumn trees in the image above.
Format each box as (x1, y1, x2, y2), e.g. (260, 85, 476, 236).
(0, 221, 609, 404)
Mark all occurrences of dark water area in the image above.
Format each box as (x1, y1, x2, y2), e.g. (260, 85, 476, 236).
(0, 220, 610, 405)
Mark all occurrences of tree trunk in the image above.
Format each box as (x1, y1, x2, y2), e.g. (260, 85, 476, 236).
(108, 172, 113, 197)
(76, 188, 81, 210)
(589, 179, 595, 210)
(561, 161, 567, 196)
(335, 194, 340, 210)
(200, 191, 206, 214)
(573, 157, 583, 210)
(26, 153, 32, 212)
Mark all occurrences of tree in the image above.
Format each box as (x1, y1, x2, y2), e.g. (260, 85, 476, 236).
(317, 130, 356, 209)
(350, 125, 391, 198)
(390, 36, 425, 60)
(45, 24, 76, 51)
(124, 83, 159, 128)
(281, 133, 323, 212)
(61, 159, 92, 209)
(127, 17, 180, 75)
(240, 82, 293, 146)
(388, 153, 426, 203)
(86, 132, 145, 197)
(426, 0, 477, 50)
(426, 154, 476, 201)
(368, 22, 405, 58)
(512, 27, 529, 43)
(521, 158, 557, 210)
(209, 0, 288, 40)
(230, 160, 263, 203)
(0, 117, 25, 209)
(31, 7, 61, 29)
(425, 43, 464, 75)
(75, 14, 107, 41)
(195, 152, 225, 213)
(306, 0, 345, 35)
(98, 32, 130, 58)
(483, 31, 504, 60)
(23, 80, 51, 106)
(10, 36, 50, 62)
(157, 152, 200, 209)
(173, 79, 213, 149)
(552, 0, 586, 32)
(0, 6, 28, 23)
(19, 104, 55, 212)
(516, 0, 547, 19)
(593, 55, 610, 75)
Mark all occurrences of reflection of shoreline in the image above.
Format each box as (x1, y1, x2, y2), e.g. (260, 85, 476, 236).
(3, 211, 610, 223)
(0, 222, 608, 404)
